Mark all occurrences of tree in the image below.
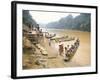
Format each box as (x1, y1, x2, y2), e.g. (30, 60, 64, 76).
(23, 10, 37, 27)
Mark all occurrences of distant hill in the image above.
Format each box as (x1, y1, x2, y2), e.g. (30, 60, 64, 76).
(23, 10, 38, 28)
(38, 23, 46, 28)
(46, 13, 91, 32)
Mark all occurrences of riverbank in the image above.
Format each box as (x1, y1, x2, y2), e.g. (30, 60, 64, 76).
(23, 29, 91, 69)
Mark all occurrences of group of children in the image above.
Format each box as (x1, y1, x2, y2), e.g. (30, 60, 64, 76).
(59, 38, 80, 61)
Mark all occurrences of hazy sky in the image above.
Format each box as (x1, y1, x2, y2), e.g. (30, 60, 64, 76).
(29, 11, 80, 24)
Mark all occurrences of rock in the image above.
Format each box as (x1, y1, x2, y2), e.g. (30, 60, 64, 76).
(23, 37, 32, 49)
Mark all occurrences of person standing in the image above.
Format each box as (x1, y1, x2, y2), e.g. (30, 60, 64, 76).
(48, 38, 51, 46)
(64, 47, 67, 59)
(59, 44, 64, 56)
(64, 45, 70, 61)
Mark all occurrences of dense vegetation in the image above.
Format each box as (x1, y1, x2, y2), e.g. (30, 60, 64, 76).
(23, 10, 37, 27)
(46, 13, 91, 32)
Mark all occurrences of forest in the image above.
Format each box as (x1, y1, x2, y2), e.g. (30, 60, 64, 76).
(23, 10, 38, 27)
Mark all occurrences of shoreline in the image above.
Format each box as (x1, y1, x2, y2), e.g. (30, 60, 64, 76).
(41, 28, 91, 33)
(23, 29, 91, 69)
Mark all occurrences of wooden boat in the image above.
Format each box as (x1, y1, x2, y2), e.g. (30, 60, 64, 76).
(45, 33, 56, 38)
